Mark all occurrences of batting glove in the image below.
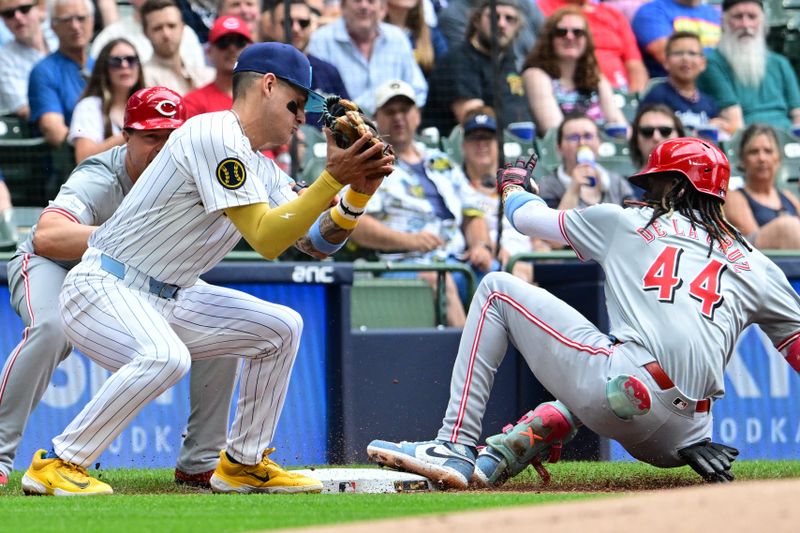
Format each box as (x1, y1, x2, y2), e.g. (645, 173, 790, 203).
(496, 152, 539, 197)
(678, 439, 739, 483)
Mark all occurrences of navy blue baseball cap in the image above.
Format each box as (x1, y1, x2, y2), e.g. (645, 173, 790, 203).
(463, 113, 497, 135)
(233, 42, 325, 112)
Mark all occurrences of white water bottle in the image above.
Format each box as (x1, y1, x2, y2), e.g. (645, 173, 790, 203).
(576, 146, 597, 187)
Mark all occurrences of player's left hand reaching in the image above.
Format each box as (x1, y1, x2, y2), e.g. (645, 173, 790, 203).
(678, 439, 739, 483)
(496, 152, 539, 198)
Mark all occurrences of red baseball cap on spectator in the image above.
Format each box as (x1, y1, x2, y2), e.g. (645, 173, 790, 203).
(208, 15, 253, 44)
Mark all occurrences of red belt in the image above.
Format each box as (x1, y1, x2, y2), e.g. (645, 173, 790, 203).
(644, 362, 710, 413)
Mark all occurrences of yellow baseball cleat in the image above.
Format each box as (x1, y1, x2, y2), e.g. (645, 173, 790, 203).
(21, 449, 113, 496)
(210, 448, 323, 494)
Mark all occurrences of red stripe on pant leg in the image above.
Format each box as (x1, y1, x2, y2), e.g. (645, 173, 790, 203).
(0, 254, 35, 404)
(449, 290, 611, 442)
(449, 292, 496, 442)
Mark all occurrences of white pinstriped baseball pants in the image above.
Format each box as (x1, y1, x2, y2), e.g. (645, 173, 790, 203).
(437, 272, 713, 467)
(56, 249, 303, 467)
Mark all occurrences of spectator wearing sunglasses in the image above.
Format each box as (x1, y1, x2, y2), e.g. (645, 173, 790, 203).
(264, 0, 349, 130)
(141, 0, 213, 95)
(632, 0, 720, 78)
(27, 0, 94, 146)
(69, 39, 145, 163)
(640, 32, 729, 134)
(90, 0, 206, 70)
(629, 103, 684, 172)
(183, 16, 252, 117)
(537, 112, 634, 211)
(537, 0, 647, 93)
(522, 7, 627, 134)
(0, 0, 58, 118)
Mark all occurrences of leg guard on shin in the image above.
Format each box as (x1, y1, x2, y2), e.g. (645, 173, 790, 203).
(473, 400, 578, 488)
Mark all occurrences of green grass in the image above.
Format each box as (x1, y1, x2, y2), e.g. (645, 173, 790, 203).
(1, 461, 798, 533)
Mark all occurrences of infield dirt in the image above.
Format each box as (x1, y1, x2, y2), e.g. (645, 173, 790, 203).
(277, 478, 800, 533)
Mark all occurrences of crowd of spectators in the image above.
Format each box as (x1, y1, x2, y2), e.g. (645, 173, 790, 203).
(3, 0, 800, 312)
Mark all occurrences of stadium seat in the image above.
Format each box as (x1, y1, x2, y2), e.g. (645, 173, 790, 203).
(350, 278, 436, 328)
(534, 127, 559, 179)
(297, 125, 327, 184)
(0, 140, 75, 207)
(0, 115, 30, 139)
(613, 91, 640, 123)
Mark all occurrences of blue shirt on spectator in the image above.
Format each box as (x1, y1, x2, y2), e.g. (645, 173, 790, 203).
(305, 54, 350, 130)
(307, 18, 428, 115)
(640, 80, 719, 131)
(632, 0, 720, 77)
(28, 51, 92, 127)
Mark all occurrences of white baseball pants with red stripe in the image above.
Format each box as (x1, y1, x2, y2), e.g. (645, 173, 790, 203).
(436, 272, 713, 467)
(56, 250, 302, 468)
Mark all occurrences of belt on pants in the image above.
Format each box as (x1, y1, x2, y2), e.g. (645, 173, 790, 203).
(100, 253, 180, 300)
(644, 362, 710, 413)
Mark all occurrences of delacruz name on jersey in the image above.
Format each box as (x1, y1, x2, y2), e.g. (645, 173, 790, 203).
(560, 203, 800, 400)
(88, 111, 297, 288)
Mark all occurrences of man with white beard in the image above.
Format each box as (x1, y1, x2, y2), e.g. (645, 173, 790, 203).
(697, 0, 800, 131)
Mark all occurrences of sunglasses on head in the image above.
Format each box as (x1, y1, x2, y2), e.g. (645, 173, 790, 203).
(554, 27, 586, 38)
(214, 34, 250, 49)
(639, 126, 674, 138)
(108, 55, 139, 69)
(0, 3, 34, 19)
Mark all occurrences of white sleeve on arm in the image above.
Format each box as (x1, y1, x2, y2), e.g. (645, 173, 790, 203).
(506, 193, 568, 245)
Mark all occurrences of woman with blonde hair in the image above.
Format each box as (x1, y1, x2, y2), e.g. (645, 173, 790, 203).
(68, 38, 145, 163)
(522, 7, 626, 134)
(385, 0, 447, 76)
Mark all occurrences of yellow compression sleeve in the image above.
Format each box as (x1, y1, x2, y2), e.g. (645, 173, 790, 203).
(225, 171, 343, 260)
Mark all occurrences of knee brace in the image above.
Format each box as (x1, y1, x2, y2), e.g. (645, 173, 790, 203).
(606, 374, 651, 419)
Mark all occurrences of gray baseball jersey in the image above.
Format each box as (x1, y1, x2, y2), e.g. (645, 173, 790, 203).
(54, 110, 304, 468)
(438, 203, 800, 466)
(0, 145, 239, 476)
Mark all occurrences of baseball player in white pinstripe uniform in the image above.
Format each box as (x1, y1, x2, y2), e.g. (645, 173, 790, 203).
(369, 138, 800, 488)
(21, 42, 393, 496)
(0, 87, 239, 490)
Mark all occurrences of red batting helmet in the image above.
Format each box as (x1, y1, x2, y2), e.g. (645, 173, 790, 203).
(124, 86, 186, 131)
(629, 137, 730, 201)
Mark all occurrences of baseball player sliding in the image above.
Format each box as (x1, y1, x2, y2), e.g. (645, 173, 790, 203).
(21, 42, 393, 496)
(369, 138, 800, 488)
(0, 87, 238, 490)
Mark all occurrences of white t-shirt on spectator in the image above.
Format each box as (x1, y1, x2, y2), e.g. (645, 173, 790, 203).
(68, 96, 122, 145)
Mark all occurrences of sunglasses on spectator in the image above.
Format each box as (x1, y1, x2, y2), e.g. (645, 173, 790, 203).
(554, 27, 586, 38)
(0, 3, 34, 19)
(108, 55, 139, 69)
(52, 14, 90, 24)
(214, 34, 250, 49)
(282, 17, 311, 29)
(639, 126, 674, 138)
(564, 132, 595, 143)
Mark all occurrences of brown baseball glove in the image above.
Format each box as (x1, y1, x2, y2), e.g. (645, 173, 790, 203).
(322, 96, 395, 161)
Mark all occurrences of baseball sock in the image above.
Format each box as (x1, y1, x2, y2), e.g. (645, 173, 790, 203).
(43, 448, 59, 459)
(225, 451, 241, 465)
